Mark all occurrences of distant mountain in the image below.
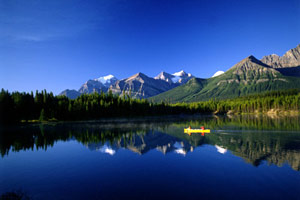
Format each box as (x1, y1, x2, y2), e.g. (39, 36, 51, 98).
(154, 70, 194, 84)
(59, 44, 300, 101)
(94, 74, 118, 87)
(60, 75, 118, 99)
(150, 54, 300, 103)
(60, 71, 194, 99)
(109, 72, 176, 98)
(172, 70, 194, 84)
(261, 44, 300, 77)
(59, 89, 81, 99)
(79, 75, 118, 93)
(154, 71, 176, 84)
(78, 79, 107, 94)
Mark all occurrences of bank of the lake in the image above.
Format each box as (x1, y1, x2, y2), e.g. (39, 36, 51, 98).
(1, 89, 300, 124)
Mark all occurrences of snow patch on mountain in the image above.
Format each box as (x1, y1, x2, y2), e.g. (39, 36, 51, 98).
(171, 70, 194, 84)
(95, 74, 115, 84)
(212, 71, 224, 77)
(172, 70, 186, 77)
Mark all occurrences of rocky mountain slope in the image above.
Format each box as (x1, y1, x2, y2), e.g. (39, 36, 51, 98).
(154, 71, 176, 84)
(60, 75, 118, 99)
(60, 71, 193, 99)
(78, 79, 107, 94)
(261, 44, 300, 68)
(261, 44, 300, 77)
(109, 71, 194, 98)
(79, 74, 118, 94)
(95, 74, 118, 87)
(109, 72, 176, 98)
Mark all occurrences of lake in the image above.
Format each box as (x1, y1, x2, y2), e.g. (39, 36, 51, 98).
(1, 115, 300, 200)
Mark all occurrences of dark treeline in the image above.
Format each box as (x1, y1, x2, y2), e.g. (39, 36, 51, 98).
(173, 89, 300, 114)
(0, 89, 300, 123)
(0, 89, 177, 123)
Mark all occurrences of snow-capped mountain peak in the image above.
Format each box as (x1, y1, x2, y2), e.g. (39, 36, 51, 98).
(172, 70, 187, 77)
(154, 71, 174, 83)
(171, 70, 194, 84)
(95, 74, 116, 84)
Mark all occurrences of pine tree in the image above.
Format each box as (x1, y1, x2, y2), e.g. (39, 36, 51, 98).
(39, 109, 46, 121)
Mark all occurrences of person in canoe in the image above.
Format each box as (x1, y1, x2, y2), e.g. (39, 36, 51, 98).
(188, 126, 205, 130)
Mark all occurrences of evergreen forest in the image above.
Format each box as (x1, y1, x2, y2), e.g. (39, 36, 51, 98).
(0, 88, 299, 124)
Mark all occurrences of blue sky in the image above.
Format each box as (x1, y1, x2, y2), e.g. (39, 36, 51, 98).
(1, 0, 299, 94)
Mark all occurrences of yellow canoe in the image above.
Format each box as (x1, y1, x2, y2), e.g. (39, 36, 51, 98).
(184, 129, 211, 133)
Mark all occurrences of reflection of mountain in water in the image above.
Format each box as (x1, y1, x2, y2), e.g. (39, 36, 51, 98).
(161, 124, 300, 171)
(83, 125, 300, 171)
(88, 143, 117, 155)
(212, 132, 300, 171)
(86, 131, 193, 156)
(215, 145, 227, 154)
(1, 115, 300, 170)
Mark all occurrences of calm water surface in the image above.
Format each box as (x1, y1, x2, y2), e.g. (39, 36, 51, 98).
(1, 115, 300, 200)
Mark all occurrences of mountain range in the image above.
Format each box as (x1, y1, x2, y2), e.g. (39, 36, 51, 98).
(151, 44, 300, 102)
(60, 70, 194, 99)
(60, 44, 300, 102)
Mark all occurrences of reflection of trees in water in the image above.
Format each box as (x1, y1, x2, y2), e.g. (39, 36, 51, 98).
(172, 115, 300, 131)
(160, 115, 300, 171)
(205, 132, 300, 171)
(166, 115, 300, 171)
(0, 122, 162, 157)
(1, 115, 300, 170)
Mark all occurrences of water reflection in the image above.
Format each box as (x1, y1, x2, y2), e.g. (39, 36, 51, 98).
(97, 144, 116, 155)
(1, 115, 300, 171)
(215, 145, 227, 154)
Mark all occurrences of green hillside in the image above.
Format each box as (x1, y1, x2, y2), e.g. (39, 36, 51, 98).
(148, 78, 207, 103)
(150, 56, 300, 103)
